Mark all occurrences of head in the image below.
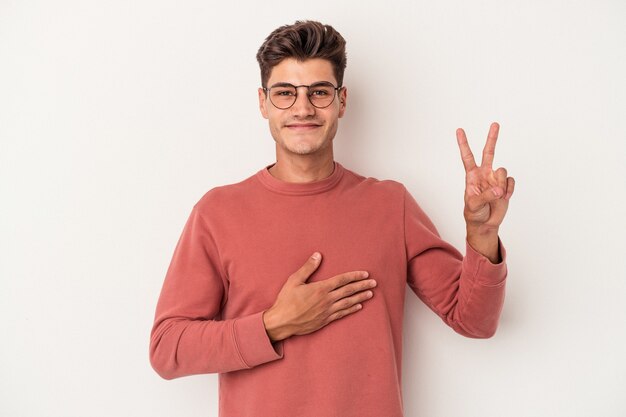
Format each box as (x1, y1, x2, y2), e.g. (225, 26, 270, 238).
(256, 21, 348, 158)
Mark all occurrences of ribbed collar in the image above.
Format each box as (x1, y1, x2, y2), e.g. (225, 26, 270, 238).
(255, 161, 345, 196)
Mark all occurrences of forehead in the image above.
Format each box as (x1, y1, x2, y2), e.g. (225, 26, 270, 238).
(267, 58, 337, 86)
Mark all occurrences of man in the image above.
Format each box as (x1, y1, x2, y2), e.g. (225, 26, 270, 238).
(149, 20, 515, 417)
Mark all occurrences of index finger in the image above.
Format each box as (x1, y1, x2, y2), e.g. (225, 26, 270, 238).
(322, 271, 370, 291)
(456, 128, 477, 173)
(481, 122, 500, 168)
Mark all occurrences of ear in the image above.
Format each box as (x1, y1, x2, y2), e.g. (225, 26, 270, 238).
(338, 86, 347, 118)
(258, 87, 269, 119)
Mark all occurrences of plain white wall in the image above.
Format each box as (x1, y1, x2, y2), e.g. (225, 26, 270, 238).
(1, 1, 625, 416)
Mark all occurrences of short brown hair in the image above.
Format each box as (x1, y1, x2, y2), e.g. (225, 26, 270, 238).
(256, 20, 347, 88)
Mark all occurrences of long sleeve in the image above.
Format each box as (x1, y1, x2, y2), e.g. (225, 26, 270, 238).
(403, 186, 507, 338)
(149, 205, 284, 380)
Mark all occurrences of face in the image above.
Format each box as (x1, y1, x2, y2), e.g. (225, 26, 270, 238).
(258, 58, 347, 157)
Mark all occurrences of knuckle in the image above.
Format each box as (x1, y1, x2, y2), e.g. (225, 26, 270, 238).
(338, 286, 353, 299)
(327, 312, 339, 322)
(349, 273, 364, 284)
(341, 274, 352, 286)
(311, 288, 329, 306)
(315, 287, 328, 300)
(326, 275, 338, 287)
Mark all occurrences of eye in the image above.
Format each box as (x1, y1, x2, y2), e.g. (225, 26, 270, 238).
(273, 88, 295, 96)
(310, 89, 329, 96)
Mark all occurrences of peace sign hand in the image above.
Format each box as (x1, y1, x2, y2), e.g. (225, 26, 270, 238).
(456, 122, 515, 233)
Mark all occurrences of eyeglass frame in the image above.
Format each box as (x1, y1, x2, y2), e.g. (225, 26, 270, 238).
(262, 81, 344, 110)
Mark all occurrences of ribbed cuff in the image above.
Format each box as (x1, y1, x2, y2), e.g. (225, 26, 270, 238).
(232, 310, 284, 368)
(464, 236, 508, 286)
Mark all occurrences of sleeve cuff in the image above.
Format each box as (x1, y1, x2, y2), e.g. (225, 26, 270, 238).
(464, 236, 508, 286)
(232, 310, 284, 368)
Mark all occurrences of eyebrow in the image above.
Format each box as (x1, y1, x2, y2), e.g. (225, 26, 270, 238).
(268, 81, 335, 88)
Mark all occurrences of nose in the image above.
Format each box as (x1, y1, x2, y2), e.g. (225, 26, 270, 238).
(290, 86, 316, 117)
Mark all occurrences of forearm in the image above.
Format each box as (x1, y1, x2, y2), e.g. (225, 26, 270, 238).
(150, 311, 283, 379)
(449, 236, 508, 338)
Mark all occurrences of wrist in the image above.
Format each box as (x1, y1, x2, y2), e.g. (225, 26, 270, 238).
(466, 222, 499, 237)
(262, 307, 291, 342)
(466, 226, 501, 264)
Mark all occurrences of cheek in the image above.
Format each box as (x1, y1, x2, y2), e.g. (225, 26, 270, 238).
(267, 112, 282, 128)
(266, 114, 274, 126)
(267, 115, 283, 138)
(325, 110, 340, 128)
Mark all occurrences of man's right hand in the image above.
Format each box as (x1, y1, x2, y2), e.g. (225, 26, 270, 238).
(262, 252, 377, 342)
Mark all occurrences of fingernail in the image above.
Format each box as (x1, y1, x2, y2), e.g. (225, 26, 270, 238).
(492, 188, 502, 196)
(311, 252, 321, 260)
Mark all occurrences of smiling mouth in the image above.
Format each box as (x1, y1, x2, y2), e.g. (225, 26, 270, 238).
(285, 123, 321, 130)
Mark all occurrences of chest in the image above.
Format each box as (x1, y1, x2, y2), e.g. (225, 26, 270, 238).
(214, 195, 407, 318)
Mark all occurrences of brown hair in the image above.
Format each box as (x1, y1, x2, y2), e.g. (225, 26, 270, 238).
(256, 20, 347, 88)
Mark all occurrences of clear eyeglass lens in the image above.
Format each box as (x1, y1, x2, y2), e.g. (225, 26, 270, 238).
(309, 84, 335, 107)
(270, 87, 297, 108)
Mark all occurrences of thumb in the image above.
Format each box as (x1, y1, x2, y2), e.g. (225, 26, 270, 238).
(467, 187, 503, 212)
(288, 252, 322, 285)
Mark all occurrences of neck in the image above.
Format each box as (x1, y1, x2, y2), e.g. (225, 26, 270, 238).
(268, 150, 335, 183)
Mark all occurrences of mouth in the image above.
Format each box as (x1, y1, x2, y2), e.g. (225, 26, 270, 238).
(285, 123, 322, 131)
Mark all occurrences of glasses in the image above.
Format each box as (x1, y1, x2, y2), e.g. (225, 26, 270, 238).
(263, 81, 342, 110)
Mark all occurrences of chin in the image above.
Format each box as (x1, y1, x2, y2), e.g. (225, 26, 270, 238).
(286, 143, 321, 155)
(283, 137, 327, 155)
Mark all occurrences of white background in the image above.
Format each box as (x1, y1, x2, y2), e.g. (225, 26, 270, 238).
(1, 1, 625, 416)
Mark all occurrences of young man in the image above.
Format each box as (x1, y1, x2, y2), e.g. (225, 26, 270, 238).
(150, 20, 515, 417)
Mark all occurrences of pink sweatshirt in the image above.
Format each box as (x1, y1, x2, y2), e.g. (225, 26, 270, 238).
(149, 161, 507, 417)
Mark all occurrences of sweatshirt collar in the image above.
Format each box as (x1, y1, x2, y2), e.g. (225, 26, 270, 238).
(255, 161, 345, 196)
